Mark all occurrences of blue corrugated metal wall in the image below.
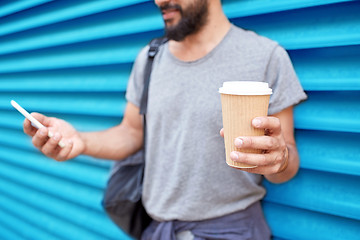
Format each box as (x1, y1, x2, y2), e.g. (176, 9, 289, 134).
(0, 0, 359, 239)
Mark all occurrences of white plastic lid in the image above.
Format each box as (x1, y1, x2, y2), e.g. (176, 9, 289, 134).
(219, 81, 272, 95)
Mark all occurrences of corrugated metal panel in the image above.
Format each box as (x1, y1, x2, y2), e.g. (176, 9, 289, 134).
(0, 0, 359, 239)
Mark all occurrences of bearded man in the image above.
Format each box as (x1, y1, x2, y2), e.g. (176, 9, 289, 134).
(24, 1, 307, 239)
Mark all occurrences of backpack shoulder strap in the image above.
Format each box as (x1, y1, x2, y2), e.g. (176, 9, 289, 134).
(139, 37, 168, 115)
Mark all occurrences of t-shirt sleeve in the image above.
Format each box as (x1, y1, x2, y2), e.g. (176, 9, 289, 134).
(125, 45, 150, 107)
(266, 45, 307, 115)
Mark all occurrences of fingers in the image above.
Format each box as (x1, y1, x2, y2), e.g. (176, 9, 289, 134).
(30, 112, 52, 126)
(252, 117, 281, 135)
(225, 117, 286, 174)
(234, 136, 282, 151)
(41, 133, 71, 161)
(219, 128, 224, 137)
(24, 118, 37, 136)
(32, 128, 71, 161)
(23, 113, 74, 161)
(230, 151, 274, 166)
(55, 140, 73, 161)
(23, 112, 52, 137)
(32, 128, 50, 147)
(41, 132, 62, 154)
(229, 151, 283, 174)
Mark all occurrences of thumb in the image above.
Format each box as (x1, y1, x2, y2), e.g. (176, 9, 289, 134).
(30, 112, 53, 127)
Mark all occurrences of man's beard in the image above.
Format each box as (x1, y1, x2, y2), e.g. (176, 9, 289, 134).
(160, 0, 209, 41)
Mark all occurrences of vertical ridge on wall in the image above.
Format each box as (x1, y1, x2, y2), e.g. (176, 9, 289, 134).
(0, 0, 359, 239)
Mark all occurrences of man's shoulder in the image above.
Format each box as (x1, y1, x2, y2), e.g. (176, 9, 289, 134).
(134, 39, 168, 66)
(136, 44, 150, 62)
(230, 25, 279, 50)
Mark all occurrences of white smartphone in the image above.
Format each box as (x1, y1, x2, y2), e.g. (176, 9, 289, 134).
(11, 100, 45, 129)
(11, 100, 65, 148)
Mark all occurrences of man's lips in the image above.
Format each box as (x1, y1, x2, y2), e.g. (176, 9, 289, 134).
(162, 8, 179, 21)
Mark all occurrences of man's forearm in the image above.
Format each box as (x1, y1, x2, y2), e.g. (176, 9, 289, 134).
(80, 123, 143, 160)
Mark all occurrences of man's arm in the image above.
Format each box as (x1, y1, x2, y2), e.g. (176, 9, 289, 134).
(80, 102, 144, 160)
(24, 102, 143, 161)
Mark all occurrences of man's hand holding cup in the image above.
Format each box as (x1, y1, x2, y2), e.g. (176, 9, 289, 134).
(224, 116, 289, 175)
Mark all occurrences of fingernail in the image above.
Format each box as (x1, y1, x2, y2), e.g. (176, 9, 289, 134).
(48, 131, 54, 138)
(53, 133, 60, 141)
(234, 138, 243, 148)
(58, 141, 66, 148)
(230, 152, 239, 160)
(252, 118, 262, 127)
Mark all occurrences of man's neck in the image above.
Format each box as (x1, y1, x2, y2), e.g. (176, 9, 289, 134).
(168, 5, 231, 62)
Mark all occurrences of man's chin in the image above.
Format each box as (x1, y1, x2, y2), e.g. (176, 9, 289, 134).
(164, 19, 180, 29)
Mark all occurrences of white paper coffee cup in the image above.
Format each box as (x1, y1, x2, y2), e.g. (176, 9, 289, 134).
(219, 81, 272, 169)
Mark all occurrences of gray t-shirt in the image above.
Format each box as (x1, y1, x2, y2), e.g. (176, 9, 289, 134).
(126, 25, 307, 222)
